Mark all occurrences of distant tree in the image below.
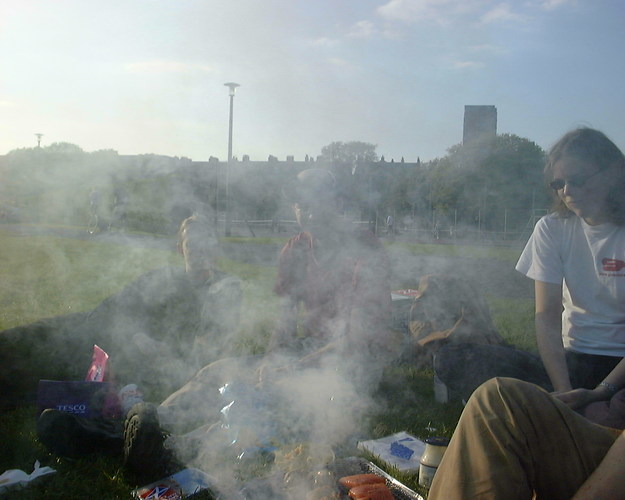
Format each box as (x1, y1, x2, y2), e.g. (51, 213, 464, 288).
(45, 142, 85, 155)
(427, 157, 463, 214)
(320, 141, 378, 164)
(380, 164, 418, 215)
(428, 133, 548, 231)
(230, 162, 281, 220)
(2, 143, 124, 225)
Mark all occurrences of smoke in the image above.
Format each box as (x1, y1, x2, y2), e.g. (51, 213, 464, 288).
(155, 345, 387, 498)
(1, 148, 537, 498)
(147, 220, 396, 498)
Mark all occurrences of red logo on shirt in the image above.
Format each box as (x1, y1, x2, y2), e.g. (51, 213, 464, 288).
(602, 258, 625, 272)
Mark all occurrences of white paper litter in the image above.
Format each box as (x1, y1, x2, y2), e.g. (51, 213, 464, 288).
(0, 461, 56, 495)
(357, 431, 425, 473)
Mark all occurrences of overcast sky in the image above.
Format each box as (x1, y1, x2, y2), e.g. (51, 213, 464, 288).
(1, 0, 623, 162)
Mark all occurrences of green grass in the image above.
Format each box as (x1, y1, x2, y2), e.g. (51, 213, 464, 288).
(221, 260, 280, 355)
(385, 239, 524, 263)
(224, 236, 290, 246)
(0, 227, 535, 498)
(488, 297, 537, 352)
(0, 229, 179, 329)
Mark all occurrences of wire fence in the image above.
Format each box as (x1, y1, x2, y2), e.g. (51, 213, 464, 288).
(219, 207, 549, 247)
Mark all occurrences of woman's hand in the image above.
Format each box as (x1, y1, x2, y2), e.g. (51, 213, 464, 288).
(552, 387, 612, 410)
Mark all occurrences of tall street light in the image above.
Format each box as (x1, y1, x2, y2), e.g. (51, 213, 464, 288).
(224, 82, 240, 237)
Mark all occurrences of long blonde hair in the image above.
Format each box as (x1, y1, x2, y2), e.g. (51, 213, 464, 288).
(545, 128, 625, 225)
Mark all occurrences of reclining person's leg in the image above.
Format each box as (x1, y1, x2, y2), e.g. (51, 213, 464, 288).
(429, 377, 618, 500)
(157, 355, 261, 433)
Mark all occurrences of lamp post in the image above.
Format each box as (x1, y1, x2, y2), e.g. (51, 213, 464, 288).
(224, 82, 240, 236)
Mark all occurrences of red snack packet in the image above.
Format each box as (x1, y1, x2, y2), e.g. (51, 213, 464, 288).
(85, 345, 108, 382)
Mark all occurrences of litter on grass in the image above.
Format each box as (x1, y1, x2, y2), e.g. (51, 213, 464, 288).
(0, 461, 56, 494)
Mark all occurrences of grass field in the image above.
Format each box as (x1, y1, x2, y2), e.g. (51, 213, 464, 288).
(0, 227, 536, 499)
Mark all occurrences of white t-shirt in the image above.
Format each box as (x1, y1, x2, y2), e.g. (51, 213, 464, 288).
(516, 213, 625, 356)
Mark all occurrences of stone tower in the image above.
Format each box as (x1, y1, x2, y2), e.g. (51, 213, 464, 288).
(463, 105, 497, 144)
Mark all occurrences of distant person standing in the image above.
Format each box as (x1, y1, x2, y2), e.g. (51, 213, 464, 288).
(88, 187, 100, 233)
(386, 214, 394, 235)
(109, 183, 129, 231)
(89, 187, 100, 212)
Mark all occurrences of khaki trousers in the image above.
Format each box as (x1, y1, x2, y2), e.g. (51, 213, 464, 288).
(429, 378, 620, 500)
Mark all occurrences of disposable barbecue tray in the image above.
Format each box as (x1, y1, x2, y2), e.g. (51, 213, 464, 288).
(327, 456, 424, 500)
(237, 456, 424, 499)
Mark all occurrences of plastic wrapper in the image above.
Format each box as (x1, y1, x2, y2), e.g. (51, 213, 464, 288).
(132, 468, 218, 499)
(85, 344, 109, 382)
(219, 381, 280, 459)
(0, 461, 56, 494)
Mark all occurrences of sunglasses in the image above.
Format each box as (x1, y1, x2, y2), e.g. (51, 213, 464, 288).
(549, 169, 604, 191)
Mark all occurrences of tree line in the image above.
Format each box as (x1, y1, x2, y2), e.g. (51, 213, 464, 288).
(0, 134, 551, 238)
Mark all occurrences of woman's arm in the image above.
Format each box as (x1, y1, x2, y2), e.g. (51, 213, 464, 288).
(534, 280, 571, 391)
(554, 357, 625, 408)
(572, 429, 625, 500)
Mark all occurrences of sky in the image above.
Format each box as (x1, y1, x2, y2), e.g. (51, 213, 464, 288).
(1, 0, 624, 162)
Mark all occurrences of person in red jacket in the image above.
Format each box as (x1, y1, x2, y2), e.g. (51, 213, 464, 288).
(118, 169, 398, 483)
(266, 168, 394, 380)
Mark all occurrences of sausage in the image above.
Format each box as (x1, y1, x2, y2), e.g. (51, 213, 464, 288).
(338, 473, 385, 489)
(348, 482, 394, 500)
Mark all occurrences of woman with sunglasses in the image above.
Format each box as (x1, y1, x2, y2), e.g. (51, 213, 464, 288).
(516, 127, 625, 413)
(435, 128, 625, 413)
(427, 131, 625, 500)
